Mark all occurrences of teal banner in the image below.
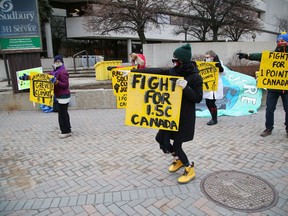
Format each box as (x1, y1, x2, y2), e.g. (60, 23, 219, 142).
(196, 65, 263, 117)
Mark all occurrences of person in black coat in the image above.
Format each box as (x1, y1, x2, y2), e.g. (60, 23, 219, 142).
(131, 44, 203, 184)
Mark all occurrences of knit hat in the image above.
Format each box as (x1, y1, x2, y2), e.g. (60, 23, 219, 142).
(205, 50, 217, 57)
(277, 33, 288, 42)
(173, 44, 192, 63)
(54, 55, 64, 63)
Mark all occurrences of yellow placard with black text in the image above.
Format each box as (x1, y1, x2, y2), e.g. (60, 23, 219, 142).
(125, 72, 182, 131)
(258, 51, 288, 90)
(111, 66, 136, 108)
(196, 61, 219, 91)
(29, 72, 54, 106)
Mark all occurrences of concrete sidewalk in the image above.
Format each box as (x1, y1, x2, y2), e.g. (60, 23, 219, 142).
(0, 107, 287, 216)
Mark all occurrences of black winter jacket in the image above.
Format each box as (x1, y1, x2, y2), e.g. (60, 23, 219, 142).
(132, 61, 203, 142)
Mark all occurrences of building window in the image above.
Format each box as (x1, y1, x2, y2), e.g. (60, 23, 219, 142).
(157, 14, 170, 24)
(171, 15, 184, 26)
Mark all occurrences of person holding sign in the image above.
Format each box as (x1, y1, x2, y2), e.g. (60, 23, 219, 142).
(49, 55, 72, 139)
(203, 50, 224, 125)
(238, 32, 288, 137)
(130, 53, 146, 69)
(131, 44, 203, 184)
(19, 55, 72, 138)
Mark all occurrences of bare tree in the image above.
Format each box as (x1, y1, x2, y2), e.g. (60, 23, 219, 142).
(277, 16, 288, 33)
(83, 0, 182, 45)
(38, 0, 53, 24)
(220, 10, 263, 41)
(174, 15, 211, 41)
(185, 0, 259, 41)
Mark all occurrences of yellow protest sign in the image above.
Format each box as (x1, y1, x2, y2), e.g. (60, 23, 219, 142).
(29, 72, 54, 106)
(258, 51, 288, 90)
(125, 72, 182, 131)
(111, 66, 136, 108)
(196, 61, 219, 91)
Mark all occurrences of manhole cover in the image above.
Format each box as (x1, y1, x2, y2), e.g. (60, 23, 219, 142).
(200, 170, 278, 213)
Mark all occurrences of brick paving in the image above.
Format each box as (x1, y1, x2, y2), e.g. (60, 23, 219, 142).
(0, 107, 287, 216)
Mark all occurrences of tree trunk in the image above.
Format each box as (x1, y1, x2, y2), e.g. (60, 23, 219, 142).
(138, 28, 147, 45)
(212, 28, 218, 41)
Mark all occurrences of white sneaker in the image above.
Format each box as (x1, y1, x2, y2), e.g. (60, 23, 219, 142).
(59, 132, 72, 139)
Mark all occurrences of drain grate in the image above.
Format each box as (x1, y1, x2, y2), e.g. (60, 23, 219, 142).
(200, 170, 278, 213)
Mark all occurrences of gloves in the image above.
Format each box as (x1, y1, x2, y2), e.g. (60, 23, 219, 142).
(107, 66, 117, 71)
(118, 70, 130, 77)
(215, 62, 221, 68)
(176, 79, 187, 89)
(237, 53, 249, 59)
(50, 77, 57, 84)
(19, 73, 29, 80)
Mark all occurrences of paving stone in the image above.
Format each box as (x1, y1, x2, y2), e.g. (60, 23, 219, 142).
(0, 108, 287, 215)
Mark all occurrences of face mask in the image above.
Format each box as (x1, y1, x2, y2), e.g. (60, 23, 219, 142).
(172, 59, 181, 67)
(205, 58, 213, 62)
(53, 62, 63, 69)
(277, 41, 288, 47)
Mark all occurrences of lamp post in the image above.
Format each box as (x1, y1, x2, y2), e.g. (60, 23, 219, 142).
(252, 33, 256, 42)
(183, 24, 189, 42)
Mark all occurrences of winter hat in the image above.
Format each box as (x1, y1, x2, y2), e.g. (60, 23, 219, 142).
(173, 44, 192, 63)
(277, 32, 288, 42)
(54, 55, 64, 63)
(205, 50, 217, 57)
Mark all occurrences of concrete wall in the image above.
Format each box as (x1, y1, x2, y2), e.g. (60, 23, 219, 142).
(0, 88, 276, 111)
(0, 89, 116, 111)
(143, 41, 276, 67)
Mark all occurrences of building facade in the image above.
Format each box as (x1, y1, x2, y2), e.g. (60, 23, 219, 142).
(46, 0, 288, 61)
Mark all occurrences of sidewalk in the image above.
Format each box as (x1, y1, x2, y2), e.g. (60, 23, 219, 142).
(0, 107, 287, 215)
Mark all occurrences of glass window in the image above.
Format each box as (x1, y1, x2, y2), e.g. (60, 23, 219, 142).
(157, 14, 170, 24)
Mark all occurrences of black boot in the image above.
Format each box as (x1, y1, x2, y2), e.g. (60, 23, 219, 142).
(207, 108, 217, 125)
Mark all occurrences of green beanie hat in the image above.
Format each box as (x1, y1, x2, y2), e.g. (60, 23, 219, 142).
(173, 43, 192, 63)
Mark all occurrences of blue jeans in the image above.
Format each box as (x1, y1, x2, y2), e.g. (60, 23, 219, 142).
(265, 90, 288, 130)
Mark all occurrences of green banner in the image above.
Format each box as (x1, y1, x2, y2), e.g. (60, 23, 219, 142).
(0, 37, 41, 50)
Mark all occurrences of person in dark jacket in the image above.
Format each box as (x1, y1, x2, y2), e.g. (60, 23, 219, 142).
(49, 55, 72, 138)
(238, 32, 288, 138)
(132, 44, 203, 184)
(19, 55, 72, 138)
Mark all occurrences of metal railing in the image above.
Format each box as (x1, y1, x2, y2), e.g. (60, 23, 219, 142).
(72, 50, 88, 74)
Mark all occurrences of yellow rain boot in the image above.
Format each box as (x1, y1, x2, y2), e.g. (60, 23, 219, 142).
(177, 162, 196, 184)
(168, 159, 184, 172)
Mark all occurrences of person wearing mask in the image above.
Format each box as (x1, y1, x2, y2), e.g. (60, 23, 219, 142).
(49, 55, 72, 138)
(203, 50, 224, 125)
(130, 53, 146, 69)
(237, 32, 288, 137)
(131, 44, 203, 184)
(19, 55, 72, 138)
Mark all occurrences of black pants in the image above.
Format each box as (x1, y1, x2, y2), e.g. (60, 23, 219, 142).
(206, 98, 216, 109)
(172, 141, 189, 167)
(156, 130, 189, 166)
(206, 99, 217, 121)
(58, 103, 71, 134)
